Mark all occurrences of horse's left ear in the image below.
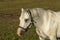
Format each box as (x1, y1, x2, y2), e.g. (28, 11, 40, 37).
(21, 8, 24, 12)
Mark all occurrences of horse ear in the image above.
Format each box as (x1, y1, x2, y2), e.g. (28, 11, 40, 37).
(21, 8, 24, 12)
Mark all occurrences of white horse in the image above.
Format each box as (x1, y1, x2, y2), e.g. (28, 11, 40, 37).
(17, 8, 60, 40)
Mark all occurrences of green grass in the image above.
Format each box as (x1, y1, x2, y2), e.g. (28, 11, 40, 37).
(0, 0, 60, 40)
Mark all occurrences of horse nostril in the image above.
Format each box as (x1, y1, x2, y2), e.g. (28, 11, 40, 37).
(18, 29, 25, 37)
(20, 30, 24, 35)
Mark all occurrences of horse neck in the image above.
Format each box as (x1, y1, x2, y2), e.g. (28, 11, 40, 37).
(30, 8, 53, 29)
(30, 8, 45, 28)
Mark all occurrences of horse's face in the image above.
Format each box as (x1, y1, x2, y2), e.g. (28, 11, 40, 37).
(17, 8, 32, 37)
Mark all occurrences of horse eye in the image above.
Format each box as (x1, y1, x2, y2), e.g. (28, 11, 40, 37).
(25, 19, 28, 22)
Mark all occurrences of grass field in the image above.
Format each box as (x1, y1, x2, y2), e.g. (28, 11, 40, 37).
(0, 0, 60, 40)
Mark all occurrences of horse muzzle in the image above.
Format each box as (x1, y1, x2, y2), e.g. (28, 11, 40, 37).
(17, 28, 25, 37)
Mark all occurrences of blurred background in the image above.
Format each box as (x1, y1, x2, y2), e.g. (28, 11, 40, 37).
(0, 0, 60, 40)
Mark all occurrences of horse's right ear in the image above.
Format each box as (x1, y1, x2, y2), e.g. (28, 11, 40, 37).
(21, 8, 24, 12)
